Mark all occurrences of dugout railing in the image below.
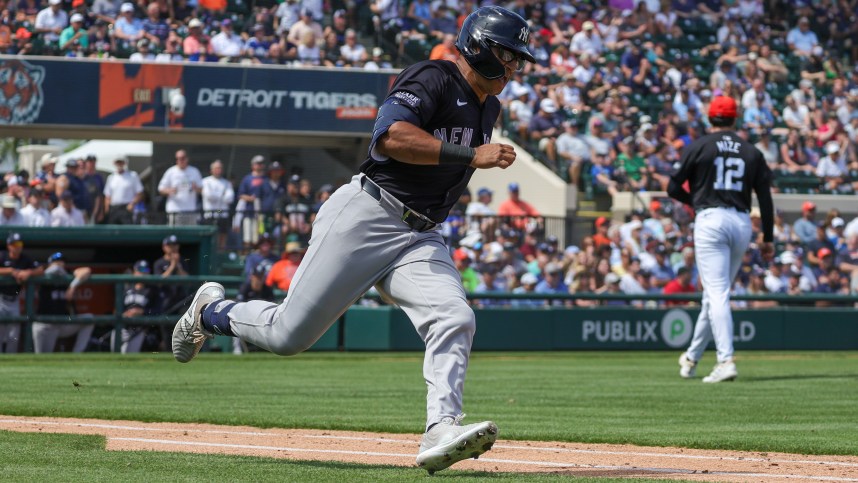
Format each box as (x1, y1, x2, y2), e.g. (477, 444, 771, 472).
(2, 275, 858, 353)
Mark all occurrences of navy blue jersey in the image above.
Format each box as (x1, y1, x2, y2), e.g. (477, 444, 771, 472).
(360, 60, 501, 223)
(0, 252, 39, 297)
(671, 131, 770, 213)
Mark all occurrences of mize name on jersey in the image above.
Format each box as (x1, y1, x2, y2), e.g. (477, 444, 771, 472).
(433, 128, 491, 147)
(716, 137, 741, 154)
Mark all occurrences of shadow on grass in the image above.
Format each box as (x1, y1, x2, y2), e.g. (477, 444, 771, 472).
(744, 374, 858, 382)
(283, 459, 503, 478)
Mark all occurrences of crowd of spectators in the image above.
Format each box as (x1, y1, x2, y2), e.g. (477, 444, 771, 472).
(4, 0, 858, 332)
(492, 0, 858, 196)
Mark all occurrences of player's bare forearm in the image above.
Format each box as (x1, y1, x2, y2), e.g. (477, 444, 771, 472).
(377, 122, 446, 165)
(379, 121, 515, 169)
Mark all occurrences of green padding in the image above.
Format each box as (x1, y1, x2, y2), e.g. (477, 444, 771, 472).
(342, 306, 858, 351)
(344, 306, 422, 351)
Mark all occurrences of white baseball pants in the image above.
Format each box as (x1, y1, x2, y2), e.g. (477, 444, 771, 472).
(220, 175, 475, 429)
(686, 207, 751, 363)
(32, 316, 94, 353)
(0, 297, 21, 353)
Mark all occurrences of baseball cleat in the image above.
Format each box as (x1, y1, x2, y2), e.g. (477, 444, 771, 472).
(172, 282, 224, 363)
(702, 360, 738, 383)
(679, 353, 698, 379)
(416, 415, 498, 474)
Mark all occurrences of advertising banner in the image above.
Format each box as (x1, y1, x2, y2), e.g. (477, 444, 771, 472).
(0, 56, 392, 134)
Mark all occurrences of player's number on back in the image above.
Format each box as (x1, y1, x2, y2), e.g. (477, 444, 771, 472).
(713, 156, 744, 192)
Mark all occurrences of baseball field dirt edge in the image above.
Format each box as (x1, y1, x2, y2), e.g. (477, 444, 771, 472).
(2, 416, 857, 481)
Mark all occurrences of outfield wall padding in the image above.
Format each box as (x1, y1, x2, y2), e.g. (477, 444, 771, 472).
(342, 306, 858, 351)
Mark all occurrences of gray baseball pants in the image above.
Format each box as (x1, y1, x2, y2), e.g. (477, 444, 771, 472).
(219, 175, 475, 428)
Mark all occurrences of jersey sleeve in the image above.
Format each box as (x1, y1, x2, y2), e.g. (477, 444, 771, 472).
(368, 62, 445, 162)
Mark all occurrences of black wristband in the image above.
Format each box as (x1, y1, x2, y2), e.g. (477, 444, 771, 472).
(439, 142, 476, 165)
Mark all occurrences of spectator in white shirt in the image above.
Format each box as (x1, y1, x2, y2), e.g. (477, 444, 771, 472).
(211, 18, 244, 59)
(129, 38, 156, 62)
(157, 149, 202, 226)
(816, 141, 848, 191)
(339, 29, 368, 66)
(51, 192, 86, 227)
(0, 195, 26, 226)
(103, 157, 143, 225)
(569, 21, 603, 58)
(20, 189, 51, 227)
(34, 0, 68, 43)
(201, 160, 235, 250)
(782, 95, 811, 133)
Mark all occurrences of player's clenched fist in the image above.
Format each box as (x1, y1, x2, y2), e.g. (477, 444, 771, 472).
(471, 143, 516, 169)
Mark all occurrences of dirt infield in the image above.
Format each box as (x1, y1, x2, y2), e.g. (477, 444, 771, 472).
(1, 416, 857, 481)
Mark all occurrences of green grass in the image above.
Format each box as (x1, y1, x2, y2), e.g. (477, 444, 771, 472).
(0, 351, 856, 480)
(4, 431, 636, 482)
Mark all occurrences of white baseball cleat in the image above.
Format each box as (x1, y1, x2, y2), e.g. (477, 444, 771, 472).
(416, 415, 498, 474)
(172, 282, 224, 363)
(702, 360, 738, 383)
(678, 353, 698, 379)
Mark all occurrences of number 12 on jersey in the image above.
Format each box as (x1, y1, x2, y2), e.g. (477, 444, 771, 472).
(713, 156, 745, 192)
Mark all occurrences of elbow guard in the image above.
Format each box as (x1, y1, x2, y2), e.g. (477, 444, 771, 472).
(368, 97, 420, 162)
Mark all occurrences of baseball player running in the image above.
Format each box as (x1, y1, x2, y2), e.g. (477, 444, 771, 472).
(669, 96, 774, 383)
(173, 6, 533, 473)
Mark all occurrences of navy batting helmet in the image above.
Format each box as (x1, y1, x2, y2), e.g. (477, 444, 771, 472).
(456, 6, 535, 80)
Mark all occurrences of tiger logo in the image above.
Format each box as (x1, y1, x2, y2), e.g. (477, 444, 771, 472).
(0, 59, 45, 125)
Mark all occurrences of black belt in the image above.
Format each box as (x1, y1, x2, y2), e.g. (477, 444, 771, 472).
(361, 176, 438, 232)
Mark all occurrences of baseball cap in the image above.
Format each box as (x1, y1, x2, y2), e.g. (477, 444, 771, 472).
(48, 0, 61, 5)
(802, 201, 816, 212)
(817, 247, 833, 259)
(477, 187, 492, 197)
(595, 216, 609, 228)
(47, 252, 64, 263)
(66, 159, 79, 168)
(1, 195, 17, 209)
(133, 259, 151, 273)
(508, 182, 520, 192)
(114, 156, 127, 164)
(452, 248, 469, 262)
(188, 18, 203, 28)
(269, 161, 284, 171)
(779, 251, 796, 265)
(565, 245, 580, 256)
(832, 217, 845, 228)
(285, 241, 305, 253)
(221, 18, 232, 27)
(15, 27, 32, 40)
(70, 13, 84, 23)
(544, 262, 562, 274)
(6, 232, 22, 245)
(318, 184, 333, 194)
(547, 235, 559, 245)
(120, 2, 134, 12)
(300, 7, 313, 16)
(708, 96, 738, 118)
(826, 141, 840, 154)
(251, 154, 265, 165)
(750, 207, 761, 218)
(539, 98, 557, 113)
(163, 234, 179, 245)
(582, 20, 595, 30)
(520, 272, 538, 285)
(649, 200, 662, 213)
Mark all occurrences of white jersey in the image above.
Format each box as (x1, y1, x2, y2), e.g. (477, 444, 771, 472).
(20, 205, 51, 227)
(50, 206, 86, 227)
(158, 165, 202, 213)
(201, 176, 235, 214)
(104, 170, 143, 205)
